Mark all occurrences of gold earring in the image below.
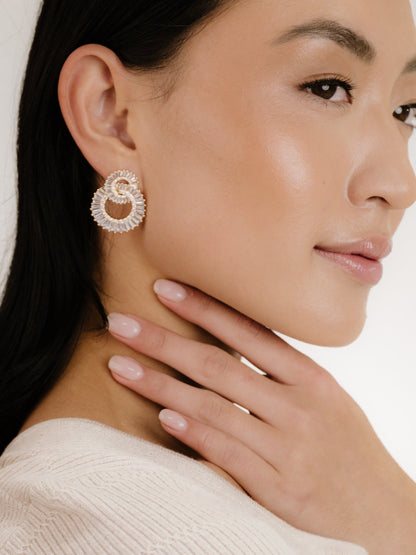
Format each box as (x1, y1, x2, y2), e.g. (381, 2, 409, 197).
(90, 169, 146, 233)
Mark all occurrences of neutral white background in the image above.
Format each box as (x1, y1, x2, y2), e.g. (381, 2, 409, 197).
(1, 1, 416, 479)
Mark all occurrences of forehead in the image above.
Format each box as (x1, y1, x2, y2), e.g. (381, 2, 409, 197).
(204, 0, 416, 62)
(164, 0, 416, 102)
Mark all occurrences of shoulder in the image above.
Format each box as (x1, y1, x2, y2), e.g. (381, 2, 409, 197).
(0, 419, 368, 555)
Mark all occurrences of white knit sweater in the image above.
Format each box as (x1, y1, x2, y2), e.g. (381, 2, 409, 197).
(0, 418, 367, 554)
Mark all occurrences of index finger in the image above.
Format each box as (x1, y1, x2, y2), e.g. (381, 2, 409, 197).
(153, 279, 324, 385)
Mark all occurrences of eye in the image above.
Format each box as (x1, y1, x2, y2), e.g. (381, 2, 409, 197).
(393, 105, 416, 129)
(299, 77, 354, 104)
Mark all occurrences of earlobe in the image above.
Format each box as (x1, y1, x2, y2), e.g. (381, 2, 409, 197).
(57, 44, 136, 177)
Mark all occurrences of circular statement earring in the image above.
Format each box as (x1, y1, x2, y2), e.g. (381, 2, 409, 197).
(90, 169, 146, 233)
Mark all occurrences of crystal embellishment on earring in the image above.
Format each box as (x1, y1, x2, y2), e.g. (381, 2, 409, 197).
(90, 169, 146, 233)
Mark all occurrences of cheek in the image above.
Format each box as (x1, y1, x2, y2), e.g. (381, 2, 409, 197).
(138, 89, 368, 347)
(141, 115, 322, 278)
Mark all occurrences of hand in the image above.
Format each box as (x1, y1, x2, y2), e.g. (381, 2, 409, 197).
(107, 279, 416, 554)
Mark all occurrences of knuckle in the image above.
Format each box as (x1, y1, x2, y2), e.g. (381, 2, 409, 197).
(145, 326, 167, 353)
(312, 368, 338, 399)
(197, 428, 218, 456)
(296, 410, 317, 435)
(286, 398, 319, 436)
(292, 403, 327, 441)
(218, 443, 240, 469)
(200, 347, 230, 381)
(198, 428, 239, 469)
(192, 289, 216, 314)
(280, 477, 314, 513)
(234, 311, 267, 342)
(145, 370, 166, 396)
(197, 391, 227, 422)
(304, 360, 333, 387)
(142, 364, 173, 395)
(279, 451, 314, 503)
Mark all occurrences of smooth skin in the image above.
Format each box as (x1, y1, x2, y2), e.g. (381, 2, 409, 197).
(21, 0, 416, 552)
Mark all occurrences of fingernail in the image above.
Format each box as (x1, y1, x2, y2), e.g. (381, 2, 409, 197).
(153, 279, 187, 302)
(159, 409, 188, 431)
(109, 355, 144, 379)
(107, 313, 141, 338)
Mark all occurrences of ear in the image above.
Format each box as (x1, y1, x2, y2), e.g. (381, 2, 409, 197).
(57, 44, 141, 180)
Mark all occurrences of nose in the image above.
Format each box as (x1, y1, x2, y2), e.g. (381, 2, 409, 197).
(347, 113, 416, 210)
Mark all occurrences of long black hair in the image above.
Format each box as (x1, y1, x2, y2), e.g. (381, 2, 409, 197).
(0, 0, 234, 454)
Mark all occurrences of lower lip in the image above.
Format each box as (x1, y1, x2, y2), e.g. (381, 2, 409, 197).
(314, 248, 383, 285)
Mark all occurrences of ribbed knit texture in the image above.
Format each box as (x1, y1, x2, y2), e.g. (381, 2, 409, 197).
(0, 418, 368, 554)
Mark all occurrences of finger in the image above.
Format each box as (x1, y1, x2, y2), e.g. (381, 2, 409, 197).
(152, 279, 323, 385)
(109, 354, 284, 463)
(107, 315, 291, 423)
(157, 408, 285, 517)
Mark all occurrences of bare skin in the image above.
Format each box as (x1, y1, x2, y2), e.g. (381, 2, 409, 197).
(22, 0, 416, 552)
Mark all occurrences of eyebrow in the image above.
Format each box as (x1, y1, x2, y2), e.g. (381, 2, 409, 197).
(272, 18, 416, 75)
(403, 57, 416, 74)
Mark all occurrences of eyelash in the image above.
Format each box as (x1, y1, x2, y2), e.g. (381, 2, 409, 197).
(298, 75, 416, 130)
(298, 75, 355, 104)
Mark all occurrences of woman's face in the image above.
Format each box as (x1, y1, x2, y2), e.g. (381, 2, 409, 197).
(128, 0, 416, 346)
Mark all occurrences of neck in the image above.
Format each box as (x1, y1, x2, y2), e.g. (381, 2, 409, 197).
(21, 230, 235, 457)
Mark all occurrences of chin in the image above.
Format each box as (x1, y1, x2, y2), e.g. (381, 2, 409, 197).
(279, 311, 367, 348)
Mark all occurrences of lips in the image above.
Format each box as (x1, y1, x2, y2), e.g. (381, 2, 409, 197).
(314, 236, 392, 285)
(314, 236, 393, 261)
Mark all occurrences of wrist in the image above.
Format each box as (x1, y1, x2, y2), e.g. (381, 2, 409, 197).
(361, 472, 416, 554)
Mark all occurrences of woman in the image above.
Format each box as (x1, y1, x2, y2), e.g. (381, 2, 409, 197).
(1, 0, 416, 552)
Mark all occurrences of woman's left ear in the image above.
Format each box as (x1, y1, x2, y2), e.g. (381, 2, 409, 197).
(57, 43, 140, 180)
